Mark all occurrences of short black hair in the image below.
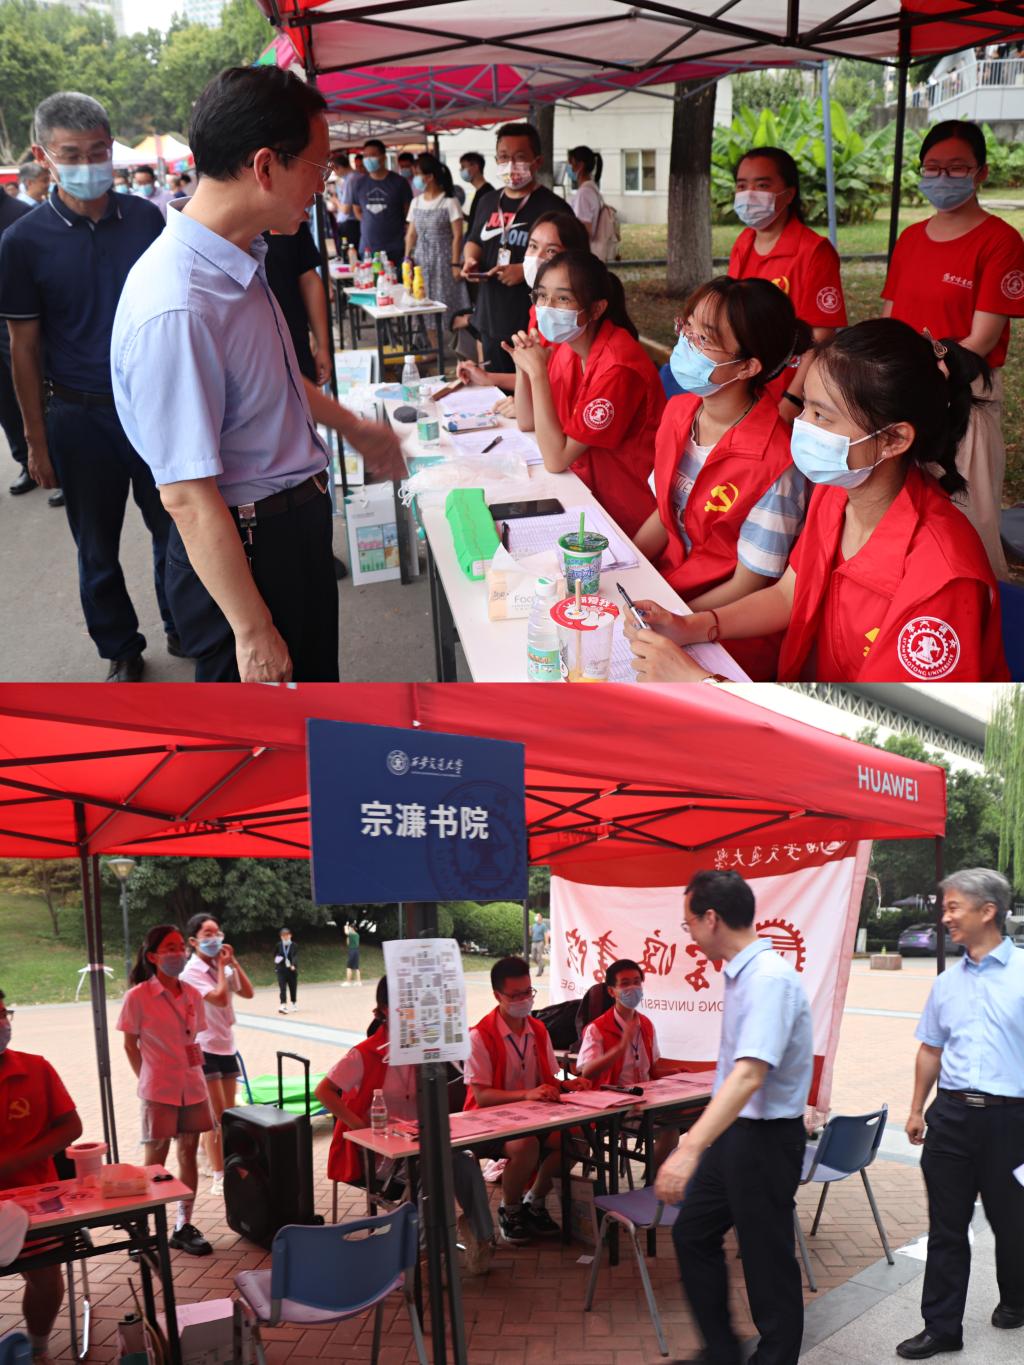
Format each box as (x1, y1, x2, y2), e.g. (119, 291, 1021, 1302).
(920, 119, 986, 168)
(133, 165, 155, 180)
(496, 122, 541, 157)
(605, 958, 643, 987)
(397, 151, 415, 164)
(363, 138, 386, 156)
(460, 151, 484, 172)
(189, 66, 327, 182)
(686, 869, 755, 929)
(491, 955, 531, 993)
(330, 150, 350, 169)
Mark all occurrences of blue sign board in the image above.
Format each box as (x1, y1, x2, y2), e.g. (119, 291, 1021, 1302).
(307, 719, 527, 904)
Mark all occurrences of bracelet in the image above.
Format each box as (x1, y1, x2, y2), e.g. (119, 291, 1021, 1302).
(782, 390, 804, 410)
(706, 609, 721, 643)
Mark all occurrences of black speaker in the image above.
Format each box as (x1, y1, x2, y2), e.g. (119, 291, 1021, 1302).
(222, 1104, 315, 1247)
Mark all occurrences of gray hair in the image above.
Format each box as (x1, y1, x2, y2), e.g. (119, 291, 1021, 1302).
(940, 868, 1011, 930)
(18, 161, 47, 187)
(33, 92, 111, 147)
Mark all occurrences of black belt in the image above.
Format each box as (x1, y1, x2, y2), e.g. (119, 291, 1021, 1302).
(939, 1088, 1024, 1108)
(46, 380, 115, 409)
(231, 471, 329, 526)
(734, 1116, 805, 1128)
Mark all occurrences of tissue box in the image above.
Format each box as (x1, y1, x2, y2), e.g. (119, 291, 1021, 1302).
(157, 1299, 256, 1365)
(487, 566, 565, 620)
(98, 1164, 149, 1198)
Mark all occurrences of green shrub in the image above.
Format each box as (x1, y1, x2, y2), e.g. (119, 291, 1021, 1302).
(364, 904, 455, 943)
(445, 901, 527, 957)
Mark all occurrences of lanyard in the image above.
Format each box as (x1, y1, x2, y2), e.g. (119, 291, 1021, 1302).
(507, 1027, 532, 1071)
(499, 190, 532, 247)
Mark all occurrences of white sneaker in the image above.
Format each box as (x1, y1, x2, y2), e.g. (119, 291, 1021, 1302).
(278, 1005, 287, 1013)
(210, 1172, 224, 1196)
(341, 981, 350, 988)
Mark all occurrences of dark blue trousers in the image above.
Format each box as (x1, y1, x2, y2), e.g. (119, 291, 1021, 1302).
(0, 349, 27, 470)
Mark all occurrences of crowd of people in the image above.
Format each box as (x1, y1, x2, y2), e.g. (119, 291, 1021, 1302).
(0, 66, 1020, 684)
(2, 866, 1020, 1365)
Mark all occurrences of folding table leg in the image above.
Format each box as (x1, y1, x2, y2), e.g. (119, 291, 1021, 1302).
(428, 546, 458, 680)
(861, 1169, 894, 1264)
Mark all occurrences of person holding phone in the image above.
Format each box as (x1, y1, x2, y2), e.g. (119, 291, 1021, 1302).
(181, 914, 254, 1196)
(275, 927, 298, 1012)
(117, 925, 215, 1256)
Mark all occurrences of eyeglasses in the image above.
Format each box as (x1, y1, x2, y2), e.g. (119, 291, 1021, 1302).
(0, 1008, 14, 1023)
(674, 318, 737, 359)
(500, 988, 537, 1004)
(920, 164, 977, 179)
(530, 288, 579, 311)
(498, 155, 536, 168)
(273, 150, 333, 186)
(44, 147, 111, 167)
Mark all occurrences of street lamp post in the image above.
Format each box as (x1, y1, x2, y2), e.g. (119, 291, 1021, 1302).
(107, 857, 136, 983)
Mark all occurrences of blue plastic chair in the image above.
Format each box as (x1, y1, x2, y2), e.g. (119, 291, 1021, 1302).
(998, 581, 1024, 681)
(0, 1332, 32, 1365)
(795, 1105, 893, 1293)
(234, 1204, 427, 1365)
(659, 360, 684, 401)
(583, 1185, 680, 1357)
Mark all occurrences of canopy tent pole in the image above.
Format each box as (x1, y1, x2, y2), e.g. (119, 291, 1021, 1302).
(820, 61, 837, 250)
(935, 836, 946, 974)
(76, 811, 119, 1162)
(887, 18, 910, 262)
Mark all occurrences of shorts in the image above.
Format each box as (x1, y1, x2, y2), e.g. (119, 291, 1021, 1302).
(347, 951, 360, 970)
(140, 1097, 214, 1144)
(202, 1051, 240, 1078)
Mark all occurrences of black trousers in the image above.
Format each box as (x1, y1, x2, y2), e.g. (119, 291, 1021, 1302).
(673, 1117, 806, 1365)
(920, 1091, 1024, 1338)
(479, 333, 517, 374)
(0, 349, 27, 470)
(164, 486, 339, 683)
(276, 965, 297, 1005)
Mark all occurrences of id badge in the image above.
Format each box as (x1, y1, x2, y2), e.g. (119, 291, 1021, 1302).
(186, 1043, 203, 1068)
(496, 246, 512, 268)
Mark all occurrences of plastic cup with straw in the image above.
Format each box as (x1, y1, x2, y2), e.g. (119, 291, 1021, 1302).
(558, 510, 608, 594)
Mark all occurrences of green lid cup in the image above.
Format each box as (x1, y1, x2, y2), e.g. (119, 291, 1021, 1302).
(558, 530, 608, 595)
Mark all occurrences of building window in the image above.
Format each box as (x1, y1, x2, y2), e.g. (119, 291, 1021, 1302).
(623, 149, 656, 194)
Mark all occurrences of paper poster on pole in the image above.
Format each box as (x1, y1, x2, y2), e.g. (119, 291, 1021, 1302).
(384, 937, 470, 1066)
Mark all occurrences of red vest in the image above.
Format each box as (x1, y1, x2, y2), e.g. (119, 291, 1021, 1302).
(586, 1007, 656, 1087)
(463, 1008, 558, 1110)
(326, 1030, 389, 1185)
(653, 391, 794, 679)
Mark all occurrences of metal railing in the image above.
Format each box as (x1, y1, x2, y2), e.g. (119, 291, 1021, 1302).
(913, 57, 1024, 109)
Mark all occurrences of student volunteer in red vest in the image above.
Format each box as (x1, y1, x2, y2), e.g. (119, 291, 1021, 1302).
(464, 955, 591, 1247)
(634, 276, 812, 680)
(504, 249, 665, 537)
(883, 119, 1024, 580)
(626, 319, 1009, 683)
(728, 146, 847, 415)
(316, 977, 495, 1275)
(577, 958, 691, 1170)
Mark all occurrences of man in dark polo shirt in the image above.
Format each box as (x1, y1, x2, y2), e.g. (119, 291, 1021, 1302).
(0, 91, 177, 681)
(0, 190, 32, 495)
(263, 221, 331, 386)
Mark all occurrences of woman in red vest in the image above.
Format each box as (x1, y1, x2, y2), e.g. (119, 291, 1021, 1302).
(504, 249, 665, 537)
(315, 978, 495, 1274)
(626, 319, 1009, 683)
(635, 276, 812, 680)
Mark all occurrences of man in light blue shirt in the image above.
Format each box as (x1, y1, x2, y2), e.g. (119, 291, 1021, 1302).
(897, 868, 1024, 1361)
(111, 66, 402, 683)
(658, 869, 812, 1365)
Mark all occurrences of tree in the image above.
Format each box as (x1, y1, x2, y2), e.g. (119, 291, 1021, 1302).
(666, 78, 715, 297)
(0, 858, 80, 936)
(986, 687, 1024, 889)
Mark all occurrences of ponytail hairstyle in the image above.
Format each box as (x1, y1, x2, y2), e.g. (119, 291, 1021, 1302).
(367, 974, 389, 1037)
(810, 318, 987, 497)
(416, 150, 454, 198)
(736, 146, 803, 223)
(130, 923, 179, 986)
(529, 208, 590, 256)
(185, 912, 222, 956)
(680, 275, 813, 393)
(568, 144, 603, 187)
(535, 249, 638, 340)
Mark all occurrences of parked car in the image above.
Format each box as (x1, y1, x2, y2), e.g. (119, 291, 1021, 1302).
(897, 924, 965, 956)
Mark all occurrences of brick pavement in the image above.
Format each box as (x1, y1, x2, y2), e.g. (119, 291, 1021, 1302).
(1, 958, 940, 1362)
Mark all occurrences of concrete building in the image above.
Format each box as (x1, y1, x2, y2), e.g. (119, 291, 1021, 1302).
(909, 49, 1024, 139)
(184, 0, 226, 26)
(34, 0, 115, 20)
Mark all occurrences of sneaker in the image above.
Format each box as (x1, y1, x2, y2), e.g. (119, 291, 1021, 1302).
(210, 1172, 224, 1196)
(524, 1201, 560, 1238)
(169, 1222, 212, 1256)
(457, 1214, 494, 1276)
(497, 1205, 532, 1246)
(278, 1005, 288, 1013)
(341, 981, 351, 988)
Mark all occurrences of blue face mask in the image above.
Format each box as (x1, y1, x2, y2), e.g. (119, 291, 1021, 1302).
(363, 157, 381, 174)
(459, 167, 473, 183)
(157, 952, 187, 978)
(400, 167, 414, 179)
(114, 183, 129, 194)
(49, 156, 113, 201)
(412, 174, 427, 193)
(535, 304, 587, 345)
(919, 174, 977, 212)
(197, 937, 224, 958)
(135, 183, 155, 198)
(669, 333, 745, 398)
(566, 167, 578, 187)
(617, 986, 643, 1010)
(790, 416, 892, 489)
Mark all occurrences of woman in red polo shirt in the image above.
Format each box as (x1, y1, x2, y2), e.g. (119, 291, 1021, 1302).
(503, 249, 665, 537)
(729, 146, 847, 416)
(883, 119, 1024, 579)
(633, 275, 812, 679)
(625, 319, 1009, 683)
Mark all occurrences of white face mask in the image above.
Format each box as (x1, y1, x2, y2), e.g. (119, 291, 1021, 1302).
(523, 253, 541, 288)
(496, 160, 533, 190)
(733, 188, 780, 230)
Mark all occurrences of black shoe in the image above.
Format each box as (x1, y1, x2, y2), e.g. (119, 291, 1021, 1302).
(992, 1304, 1024, 1329)
(896, 1331, 963, 1359)
(105, 653, 144, 683)
(48, 489, 64, 507)
(523, 1201, 560, 1238)
(9, 468, 36, 495)
(497, 1205, 532, 1246)
(169, 1222, 212, 1256)
(165, 632, 187, 658)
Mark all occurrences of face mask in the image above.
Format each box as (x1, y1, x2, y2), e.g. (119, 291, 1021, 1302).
(522, 253, 541, 288)
(669, 333, 745, 397)
(790, 417, 892, 488)
(504, 998, 533, 1019)
(197, 937, 224, 958)
(617, 986, 643, 1010)
(566, 167, 578, 187)
(114, 184, 129, 194)
(49, 157, 113, 201)
(918, 174, 976, 212)
(136, 183, 155, 198)
(535, 304, 587, 345)
(363, 157, 381, 174)
(412, 174, 426, 193)
(0, 1022, 10, 1055)
(733, 188, 779, 230)
(496, 161, 533, 190)
(400, 167, 413, 179)
(459, 167, 473, 183)
(157, 952, 187, 978)
(281, 937, 291, 945)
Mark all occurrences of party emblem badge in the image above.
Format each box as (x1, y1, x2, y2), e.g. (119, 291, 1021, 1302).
(897, 617, 960, 679)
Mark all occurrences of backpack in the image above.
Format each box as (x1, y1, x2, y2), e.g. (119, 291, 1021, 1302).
(592, 202, 621, 262)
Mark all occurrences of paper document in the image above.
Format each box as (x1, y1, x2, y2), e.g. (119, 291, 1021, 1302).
(557, 1089, 638, 1111)
(383, 938, 469, 1065)
(504, 505, 639, 571)
(449, 428, 543, 465)
(438, 386, 507, 416)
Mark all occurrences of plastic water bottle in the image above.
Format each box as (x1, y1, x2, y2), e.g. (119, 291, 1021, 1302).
(370, 1088, 388, 1133)
(376, 271, 394, 309)
(401, 355, 421, 403)
(527, 577, 561, 682)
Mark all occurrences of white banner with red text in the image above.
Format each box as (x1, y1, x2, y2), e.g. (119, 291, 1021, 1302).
(548, 841, 871, 1116)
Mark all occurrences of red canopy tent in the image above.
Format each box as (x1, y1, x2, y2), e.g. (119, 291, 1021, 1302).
(0, 683, 945, 1157)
